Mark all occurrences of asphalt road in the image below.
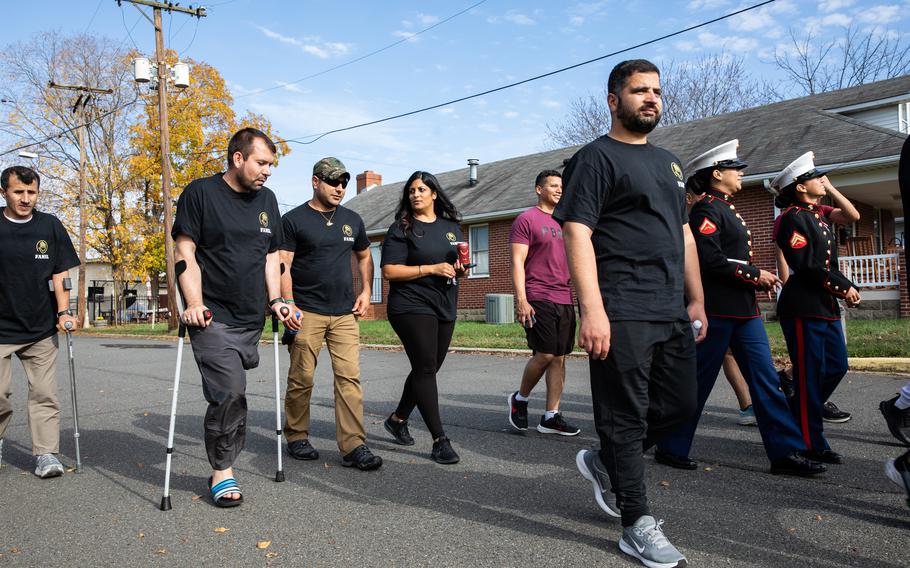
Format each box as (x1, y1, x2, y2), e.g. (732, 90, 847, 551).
(0, 336, 907, 567)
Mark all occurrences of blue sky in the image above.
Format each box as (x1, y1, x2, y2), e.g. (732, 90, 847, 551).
(5, 0, 910, 208)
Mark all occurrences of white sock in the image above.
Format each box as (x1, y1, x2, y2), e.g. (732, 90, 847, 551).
(544, 410, 559, 420)
(896, 382, 910, 410)
(514, 392, 529, 402)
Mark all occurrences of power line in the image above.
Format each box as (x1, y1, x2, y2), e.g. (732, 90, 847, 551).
(235, 0, 488, 100)
(279, 0, 778, 146)
(83, 0, 105, 34)
(178, 18, 200, 56)
(119, 4, 142, 50)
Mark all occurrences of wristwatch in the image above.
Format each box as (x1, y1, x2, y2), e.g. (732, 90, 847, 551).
(57, 309, 73, 317)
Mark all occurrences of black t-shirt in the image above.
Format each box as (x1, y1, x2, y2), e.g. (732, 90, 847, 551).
(553, 135, 688, 322)
(381, 218, 461, 321)
(280, 203, 370, 316)
(0, 210, 80, 343)
(171, 174, 282, 330)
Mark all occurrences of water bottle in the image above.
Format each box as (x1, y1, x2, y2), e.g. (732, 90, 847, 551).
(281, 311, 302, 345)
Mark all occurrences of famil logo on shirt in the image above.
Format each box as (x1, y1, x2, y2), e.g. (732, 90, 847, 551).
(445, 232, 457, 242)
(259, 211, 272, 234)
(35, 240, 49, 260)
(342, 224, 354, 242)
(671, 162, 683, 180)
(789, 231, 808, 249)
(698, 218, 717, 235)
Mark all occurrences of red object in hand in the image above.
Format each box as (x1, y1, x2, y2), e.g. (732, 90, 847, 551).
(457, 242, 470, 265)
(203, 310, 213, 321)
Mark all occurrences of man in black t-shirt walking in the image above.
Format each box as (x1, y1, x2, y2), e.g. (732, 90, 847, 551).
(279, 157, 382, 471)
(172, 128, 291, 507)
(554, 60, 706, 568)
(0, 166, 80, 478)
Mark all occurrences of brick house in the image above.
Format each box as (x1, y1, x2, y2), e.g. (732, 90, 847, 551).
(347, 76, 910, 320)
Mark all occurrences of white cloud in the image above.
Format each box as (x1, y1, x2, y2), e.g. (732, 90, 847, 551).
(687, 0, 730, 9)
(438, 107, 456, 115)
(729, 0, 798, 32)
(503, 111, 520, 118)
(417, 13, 440, 26)
(569, 15, 585, 26)
(696, 31, 759, 52)
(504, 11, 536, 25)
(393, 30, 419, 42)
(541, 99, 562, 109)
(857, 4, 901, 23)
(818, 0, 854, 11)
(256, 26, 351, 59)
(674, 40, 698, 51)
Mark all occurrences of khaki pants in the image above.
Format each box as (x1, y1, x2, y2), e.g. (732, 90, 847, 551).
(284, 311, 366, 454)
(0, 336, 60, 455)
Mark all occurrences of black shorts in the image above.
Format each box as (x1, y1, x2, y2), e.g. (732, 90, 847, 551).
(526, 301, 576, 356)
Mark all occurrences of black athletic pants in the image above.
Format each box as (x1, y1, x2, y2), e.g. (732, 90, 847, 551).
(389, 313, 456, 440)
(590, 320, 697, 527)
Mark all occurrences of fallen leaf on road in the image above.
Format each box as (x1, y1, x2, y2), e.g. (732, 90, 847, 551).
(191, 495, 202, 501)
(659, 480, 670, 487)
(143, 412, 149, 417)
(156, 549, 167, 555)
(324, 463, 330, 469)
(788, 528, 796, 534)
(704, 467, 713, 472)
(815, 515, 823, 521)
(9, 548, 20, 554)
(99, 390, 104, 393)
(66, 468, 75, 473)
(138, 533, 145, 539)
(265, 552, 278, 558)
(214, 527, 229, 533)
(257, 541, 271, 549)
(137, 463, 144, 469)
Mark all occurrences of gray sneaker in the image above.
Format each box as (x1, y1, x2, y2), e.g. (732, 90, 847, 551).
(575, 449, 620, 517)
(34, 453, 64, 478)
(619, 515, 687, 568)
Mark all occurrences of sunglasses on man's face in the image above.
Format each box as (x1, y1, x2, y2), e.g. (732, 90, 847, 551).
(320, 176, 348, 189)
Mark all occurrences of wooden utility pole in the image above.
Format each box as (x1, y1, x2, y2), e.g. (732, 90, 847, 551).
(120, 0, 205, 330)
(48, 82, 113, 328)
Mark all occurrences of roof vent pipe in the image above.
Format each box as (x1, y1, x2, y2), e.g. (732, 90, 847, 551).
(468, 158, 479, 186)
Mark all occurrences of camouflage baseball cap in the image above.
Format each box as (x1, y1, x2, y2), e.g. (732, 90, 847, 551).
(313, 157, 350, 181)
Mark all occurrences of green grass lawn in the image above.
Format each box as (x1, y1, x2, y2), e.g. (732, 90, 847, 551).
(83, 318, 910, 358)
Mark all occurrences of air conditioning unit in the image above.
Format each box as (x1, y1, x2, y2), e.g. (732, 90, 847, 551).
(485, 294, 514, 325)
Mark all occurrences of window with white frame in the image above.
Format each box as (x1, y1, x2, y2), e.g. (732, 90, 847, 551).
(469, 225, 489, 277)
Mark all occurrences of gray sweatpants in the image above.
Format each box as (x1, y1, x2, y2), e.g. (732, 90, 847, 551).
(187, 322, 261, 470)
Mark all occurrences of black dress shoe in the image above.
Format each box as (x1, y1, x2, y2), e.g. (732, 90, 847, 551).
(288, 439, 319, 460)
(803, 449, 844, 464)
(342, 444, 383, 471)
(770, 452, 827, 476)
(654, 449, 698, 470)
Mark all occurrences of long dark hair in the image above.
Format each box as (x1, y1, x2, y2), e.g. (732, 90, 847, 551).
(774, 182, 799, 210)
(685, 168, 715, 195)
(394, 171, 460, 235)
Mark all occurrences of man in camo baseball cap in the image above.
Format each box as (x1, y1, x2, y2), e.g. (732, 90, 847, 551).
(312, 157, 350, 183)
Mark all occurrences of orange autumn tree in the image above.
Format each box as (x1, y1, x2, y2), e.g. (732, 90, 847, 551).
(128, 49, 290, 317)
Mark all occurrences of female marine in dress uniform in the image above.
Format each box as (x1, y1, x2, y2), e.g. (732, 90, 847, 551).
(769, 152, 860, 465)
(656, 140, 825, 476)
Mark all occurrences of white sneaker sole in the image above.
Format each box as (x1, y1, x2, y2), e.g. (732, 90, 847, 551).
(35, 465, 64, 479)
(885, 459, 908, 490)
(537, 424, 580, 436)
(619, 537, 687, 568)
(575, 450, 620, 518)
(507, 394, 528, 431)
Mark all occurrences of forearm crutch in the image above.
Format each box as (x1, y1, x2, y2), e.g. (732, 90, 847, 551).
(272, 305, 289, 483)
(58, 278, 82, 472)
(160, 260, 210, 511)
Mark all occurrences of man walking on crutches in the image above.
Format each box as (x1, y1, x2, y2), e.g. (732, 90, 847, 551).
(171, 128, 291, 508)
(0, 165, 80, 478)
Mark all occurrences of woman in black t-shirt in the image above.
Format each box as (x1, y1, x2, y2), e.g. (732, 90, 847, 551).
(380, 171, 467, 464)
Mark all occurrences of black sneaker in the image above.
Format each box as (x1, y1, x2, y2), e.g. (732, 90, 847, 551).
(383, 414, 415, 446)
(884, 450, 910, 509)
(342, 444, 383, 471)
(508, 391, 528, 431)
(778, 368, 795, 398)
(879, 395, 910, 446)
(287, 439, 319, 460)
(823, 401, 851, 423)
(431, 436, 460, 464)
(537, 413, 581, 436)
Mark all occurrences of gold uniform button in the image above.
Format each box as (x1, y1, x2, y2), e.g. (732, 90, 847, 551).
(738, 270, 743, 274)
(814, 214, 820, 219)
(746, 230, 751, 235)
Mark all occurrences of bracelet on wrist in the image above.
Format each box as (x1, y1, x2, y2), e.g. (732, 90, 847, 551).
(57, 309, 73, 317)
(283, 298, 295, 304)
(418, 265, 422, 275)
(268, 297, 283, 307)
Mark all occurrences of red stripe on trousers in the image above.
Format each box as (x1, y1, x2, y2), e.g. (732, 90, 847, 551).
(795, 318, 811, 449)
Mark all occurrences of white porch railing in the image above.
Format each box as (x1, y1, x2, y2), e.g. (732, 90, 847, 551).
(370, 277, 383, 303)
(839, 253, 900, 288)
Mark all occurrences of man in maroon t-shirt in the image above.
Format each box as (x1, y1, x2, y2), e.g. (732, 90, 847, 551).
(506, 170, 580, 436)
